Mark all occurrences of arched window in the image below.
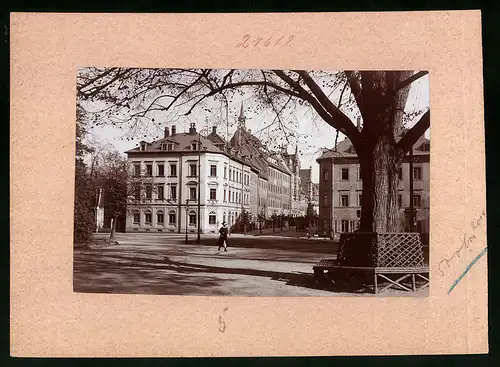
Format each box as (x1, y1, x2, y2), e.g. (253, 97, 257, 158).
(168, 210, 176, 225)
(223, 212, 226, 224)
(144, 209, 152, 224)
(209, 211, 217, 225)
(156, 209, 164, 224)
(189, 210, 197, 226)
(132, 209, 140, 224)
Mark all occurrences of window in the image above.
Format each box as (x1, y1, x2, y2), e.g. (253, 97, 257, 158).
(157, 212, 164, 224)
(134, 164, 141, 177)
(413, 167, 422, 180)
(413, 194, 421, 207)
(145, 185, 152, 199)
(145, 212, 152, 224)
(341, 220, 349, 232)
(134, 184, 140, 200)
(357, 193, 362, 207)
(192, 143, 199, 150)
(357, 167, 362, 180)
(170, 164, 177, 177)
(341, 168, 349, 180)
(140, 143, 146, 151)
(133, 212, 140, 223)
(157, 185, 164, 200)
(170, 185, 177, 201)
(209, 211, 217, 225)
(323, 169, 329, 181)
(168, 210, 176, 225)
(146, 164, 153, 176)
(167, 143, 174, 151)
(224, 166, 227, 179)
(224, 189, 227, 201)
(229, 168, 232, 181)
(398, 167, 403, 180)
(210, 164, 217, 177)
(158, 164, 164, 176)
(398, 194, 403, 208)
(323, 195, 328, 205)
(189, 211, 197, 225)
(210, 188, 217, 200)
(341, 194, 349, 207)
(189, 187, 197, 200)
(189, 164, 197, 177)
(223, 213, 226, 223)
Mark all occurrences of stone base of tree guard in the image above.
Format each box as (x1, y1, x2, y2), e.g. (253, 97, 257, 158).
(313, 232, 430, 294)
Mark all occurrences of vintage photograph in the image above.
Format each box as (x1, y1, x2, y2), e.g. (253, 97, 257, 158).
(73, 68, 430, 296)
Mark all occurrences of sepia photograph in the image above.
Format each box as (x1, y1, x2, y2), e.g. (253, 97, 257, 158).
(73, 68, 430, 297)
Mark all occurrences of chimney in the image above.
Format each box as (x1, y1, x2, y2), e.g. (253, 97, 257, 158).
(164, 126, 170, 138)
(356, 116, 361, 130)
(211, 126, 217, 135)
(171, 125, 176, 135)
(188, 123, 197, 134)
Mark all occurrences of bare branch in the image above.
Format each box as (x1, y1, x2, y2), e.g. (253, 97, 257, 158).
(396, 110, 430, 155)
(396, 71, 429, 91)
(293, 70, 361, 145)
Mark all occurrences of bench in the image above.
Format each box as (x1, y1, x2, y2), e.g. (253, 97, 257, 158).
(313, 233, 430, 294)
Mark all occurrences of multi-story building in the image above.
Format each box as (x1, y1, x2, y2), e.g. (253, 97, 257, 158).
(316, 134, 430, 234)
(125, 123, 252, 233)
(125, 105, 309, 233)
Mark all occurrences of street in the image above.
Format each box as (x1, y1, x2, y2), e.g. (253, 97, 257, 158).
(73, 233, 429, 297)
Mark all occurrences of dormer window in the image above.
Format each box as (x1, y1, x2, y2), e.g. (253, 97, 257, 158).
(162, 143, 174, 151)
(140, 143, 146, 151)
(191, 143, 198, 150)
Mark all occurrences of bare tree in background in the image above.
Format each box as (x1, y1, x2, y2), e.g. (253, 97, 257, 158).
(77, 68, 429, 233)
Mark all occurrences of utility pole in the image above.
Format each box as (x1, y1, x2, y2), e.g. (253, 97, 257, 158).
(197, 130, 202, 243)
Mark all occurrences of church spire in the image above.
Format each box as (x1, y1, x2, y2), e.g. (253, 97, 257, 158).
(238, 102, 246, 129)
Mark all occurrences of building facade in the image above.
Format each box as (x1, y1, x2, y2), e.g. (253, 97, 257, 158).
(125, 106, 307, 233)
(316, 135, 430, 234)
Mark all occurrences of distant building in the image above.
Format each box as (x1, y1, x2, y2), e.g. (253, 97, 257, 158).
(316, 134, 430, 234)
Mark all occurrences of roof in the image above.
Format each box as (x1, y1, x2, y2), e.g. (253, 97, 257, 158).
(125, 132, 222, 154)
(316, 134, 430, 162)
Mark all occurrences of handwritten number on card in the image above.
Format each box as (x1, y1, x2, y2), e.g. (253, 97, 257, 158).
(218, 306, 228, 333)
(236, 34, 251, 48)
(236, 34, 294, 48)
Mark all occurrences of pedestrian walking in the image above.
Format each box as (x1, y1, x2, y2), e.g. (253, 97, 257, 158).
(217, 222, 228, 252)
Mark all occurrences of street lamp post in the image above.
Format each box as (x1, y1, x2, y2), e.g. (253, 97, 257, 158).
(409, 146, 415, 232)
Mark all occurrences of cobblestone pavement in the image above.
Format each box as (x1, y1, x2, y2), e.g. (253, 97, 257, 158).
(74, 233, 429, 297)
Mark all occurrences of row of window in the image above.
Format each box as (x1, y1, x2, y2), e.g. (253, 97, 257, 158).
(323, 167, 424, 181)
(323, 193, 423, 207)
(133, 184, 253, 204)
(269, 167, 289, 183)
(133, 210, 244, 226)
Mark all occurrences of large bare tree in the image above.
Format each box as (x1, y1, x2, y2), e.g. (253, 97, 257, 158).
(77, 68, 429, 232)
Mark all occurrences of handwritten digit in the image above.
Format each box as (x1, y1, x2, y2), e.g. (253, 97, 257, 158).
(254, 37, 263, 47)
(284, 35, 295, 46)
(236, 34, 250, 48)
(218, 315, 226, 333)
(218, 306, 228, 332)
(264, 36, 272, 46)
(275, 36, 284, 46)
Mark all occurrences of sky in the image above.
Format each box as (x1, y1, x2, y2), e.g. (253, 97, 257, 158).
(84, 71, 430, 183)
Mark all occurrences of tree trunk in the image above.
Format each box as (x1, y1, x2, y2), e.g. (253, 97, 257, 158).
(356, 71, 413, 233)
(358, 139, 401, 232)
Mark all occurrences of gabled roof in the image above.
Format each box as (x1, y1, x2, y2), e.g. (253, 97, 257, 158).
(316, 133, 430, 162)
(125, 132, 222, 154)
